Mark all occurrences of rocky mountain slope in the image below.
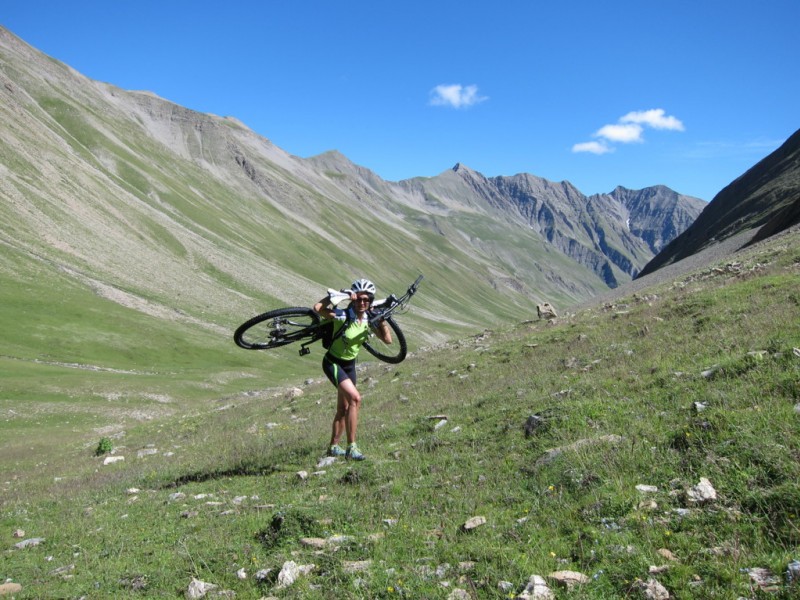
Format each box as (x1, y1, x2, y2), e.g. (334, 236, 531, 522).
(639, 127, 800, 277)
(1, 25, 702, 347)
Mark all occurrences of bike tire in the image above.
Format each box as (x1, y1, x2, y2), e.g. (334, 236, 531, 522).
(234, 307, 320, 350)
(363, 316, 407, 364)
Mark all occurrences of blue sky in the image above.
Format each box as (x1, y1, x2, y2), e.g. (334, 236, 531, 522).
(3, 0, 798, 201)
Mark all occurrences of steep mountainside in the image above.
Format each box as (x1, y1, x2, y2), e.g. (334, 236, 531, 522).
(1, 25, 702, 348)
(639, 127, 800, 277)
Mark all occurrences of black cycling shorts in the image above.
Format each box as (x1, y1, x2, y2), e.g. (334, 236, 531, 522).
(322, 353, 357, 388)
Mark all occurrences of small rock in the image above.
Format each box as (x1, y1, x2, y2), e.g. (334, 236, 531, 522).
(649, 565, 670, 574)
(276, 561, 314, 588)
(548, 570, 589, 590)
(687, 477, 717, 503)
(12, 529, 24, 538)
(50, 563, 75, 576)
(638, 499, 658, 511)
(137, 448, 158, 458)
(786, 560, 800, 583)
(746, 567, 779, 591)
(447, 589, 470, 600)
(285, 387, 304, 399)
(524, 415, 547, 438)
(317, 456, 336, 468)
(327, 534, 353, 545)
(0, 583, 23, 596)
(638, 577, 670, 600)
(186, 577, 217, 599)
(103, 455, 125, 465)
(169, 492, 186, 502)
(462, 516, 487, 531)
(498, 580, 514, 593)
(693, 402, 708, 412)
(296, 470, 309, 481)
(657, 548, 678, 562)
(299, 537, 327, 550)
(236, 568, 247, 580)
(14, 537, 45, 549)
(537, 303, 558, 320)
(517, 574, 554, 599)
(343, 560, 372, 573)
(636, 485, 659, 494)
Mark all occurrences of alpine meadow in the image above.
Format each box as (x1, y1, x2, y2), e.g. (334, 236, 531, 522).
(2, 26, 800, 599)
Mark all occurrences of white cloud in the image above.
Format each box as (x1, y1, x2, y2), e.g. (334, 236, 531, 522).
(429, 84, 488, 109)
(573, 108, 684, 155)
(596, 123, 644, 143)
(620, 109, 685, 131)
(572, 141, 614, 154)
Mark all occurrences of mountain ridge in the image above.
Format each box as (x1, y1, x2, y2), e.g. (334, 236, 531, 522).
(639, 127, 800, 277)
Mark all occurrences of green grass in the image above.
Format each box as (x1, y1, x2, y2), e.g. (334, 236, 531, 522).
(2, 232, 800, 598)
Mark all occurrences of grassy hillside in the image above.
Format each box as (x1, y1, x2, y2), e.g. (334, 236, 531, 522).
(3, 228, 798, 599)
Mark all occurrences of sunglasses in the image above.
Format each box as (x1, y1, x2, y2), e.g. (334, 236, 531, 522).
(355, 295, 374, 303)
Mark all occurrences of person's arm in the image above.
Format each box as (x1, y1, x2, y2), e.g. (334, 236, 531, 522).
(372, 317, 393, 344)
(313, 296, 336, 320)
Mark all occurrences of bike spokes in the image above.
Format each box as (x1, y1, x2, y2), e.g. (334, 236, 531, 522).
(234, 308, 320, 350)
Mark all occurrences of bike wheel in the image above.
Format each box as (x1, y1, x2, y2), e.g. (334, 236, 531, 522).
(363, 317, 407, 363)
(234, 307, 320, 350)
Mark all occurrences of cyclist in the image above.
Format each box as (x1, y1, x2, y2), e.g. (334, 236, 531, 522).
(313, 278, 392, 460)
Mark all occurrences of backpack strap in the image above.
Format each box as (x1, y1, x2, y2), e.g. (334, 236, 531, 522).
(329, 305, 355, 347)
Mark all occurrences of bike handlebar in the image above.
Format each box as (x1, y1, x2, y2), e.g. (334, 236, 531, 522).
(368, 274, 423, 326)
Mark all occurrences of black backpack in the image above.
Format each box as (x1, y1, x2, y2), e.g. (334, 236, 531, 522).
(320, 306, 355, 350)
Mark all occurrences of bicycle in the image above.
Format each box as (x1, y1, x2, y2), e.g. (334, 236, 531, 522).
(233, 275, 423, 364)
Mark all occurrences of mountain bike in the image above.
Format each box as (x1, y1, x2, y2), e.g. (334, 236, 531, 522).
(233, 275, 423, 364)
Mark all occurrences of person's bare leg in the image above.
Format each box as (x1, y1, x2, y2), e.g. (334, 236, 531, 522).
(329, 394, 346, 446)
(336, 378, 361, 444)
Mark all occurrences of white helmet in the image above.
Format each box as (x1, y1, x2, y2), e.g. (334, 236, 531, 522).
(351, 278, 376, 296)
